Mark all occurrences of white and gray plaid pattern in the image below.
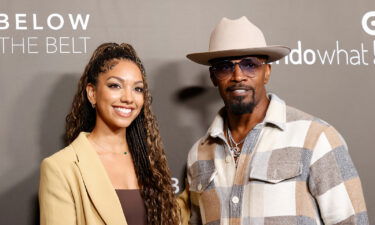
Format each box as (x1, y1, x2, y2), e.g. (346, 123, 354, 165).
(185, 94, 368, 225)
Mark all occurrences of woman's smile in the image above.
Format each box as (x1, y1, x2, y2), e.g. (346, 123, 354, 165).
(87, 60, 145, 129)
(113, 106, 134, 118)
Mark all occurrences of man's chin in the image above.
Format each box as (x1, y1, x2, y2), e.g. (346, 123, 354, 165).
(227, 102, 255, 115)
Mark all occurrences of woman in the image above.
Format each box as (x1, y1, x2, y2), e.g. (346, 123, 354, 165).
(39, 43, 180, 225)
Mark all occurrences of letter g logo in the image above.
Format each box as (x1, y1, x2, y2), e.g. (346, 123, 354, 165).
(362, 11, 375, 35)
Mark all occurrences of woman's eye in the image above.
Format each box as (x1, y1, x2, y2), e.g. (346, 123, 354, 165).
(108, 83, 121, 89)
(135, 87, 144, 93)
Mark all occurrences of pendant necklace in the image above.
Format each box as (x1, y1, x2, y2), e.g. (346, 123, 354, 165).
(227, 128, 246, 161)
(90, 138, 128, 155)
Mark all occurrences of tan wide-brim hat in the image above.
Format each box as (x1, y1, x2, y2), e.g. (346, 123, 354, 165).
(187, 16, 291, 65)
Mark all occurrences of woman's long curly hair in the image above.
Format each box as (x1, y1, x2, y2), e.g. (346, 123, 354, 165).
(65, 42, 180, 225)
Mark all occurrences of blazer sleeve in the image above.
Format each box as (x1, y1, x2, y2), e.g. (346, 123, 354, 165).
(39, 157, 76, 225)
(177, 185, 191, 225)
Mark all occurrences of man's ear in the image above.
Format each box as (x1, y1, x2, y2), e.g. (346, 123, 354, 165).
(86, 83, 97, 106)
(264, 64, 271, 84)
(209, 67, 218, 87)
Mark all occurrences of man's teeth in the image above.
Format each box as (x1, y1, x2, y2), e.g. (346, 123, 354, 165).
(233, 89, 247, 93)
(114, 107, 132, 114)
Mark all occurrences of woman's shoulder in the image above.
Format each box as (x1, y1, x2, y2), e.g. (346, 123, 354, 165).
(41, 144, 77, 169)
(39, 143, 81, 192)
(41, 132, 89, 169)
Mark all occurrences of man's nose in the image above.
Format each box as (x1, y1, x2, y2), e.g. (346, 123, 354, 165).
(231, 63, 247, 82)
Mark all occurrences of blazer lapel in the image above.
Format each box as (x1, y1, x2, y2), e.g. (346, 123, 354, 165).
(72, 132, 127, 225)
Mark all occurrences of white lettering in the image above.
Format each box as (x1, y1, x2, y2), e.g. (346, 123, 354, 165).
(59, 37, 70, 53)
(0, 36, 90, 54)
(45, 36, 90, 54)
(0, 37, 10, 53)
(280, 41, 370, 66)
(349, 50, 361, 65)
(171, 178, 179, 194)
(289, 41, 303, 65)
(32, 14, 43, 30)
(284, 54, 289, 65)
(47, 14, 64, 30)
(317, 49, 336, 65)
(68, 14, 90, 30)
(362, 11, 375, 36)
(15, 14, 27, 30)
(0, 13, 90, 31)
(79, 36, 90, 53)
(28, 37, 39, 54)
(336, 41, 349, 65)
(11, 37, 25, 54)
(46, 37, 57, 53)
(360, 43, 369, 65)
(303, 49, 316, 65)
(71, 37, 81, 53)
(0, 14, 9, 30)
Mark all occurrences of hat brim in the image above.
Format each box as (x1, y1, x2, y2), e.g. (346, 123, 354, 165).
(186, 45, 291, 65)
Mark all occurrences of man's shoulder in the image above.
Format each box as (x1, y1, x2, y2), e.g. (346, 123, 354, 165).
(285, 105, 329, 127)
(284, 105, 347, 145)
(186, 137, 205, 165)
(268, 93, 331, 130)
(186, 135, 220, 165)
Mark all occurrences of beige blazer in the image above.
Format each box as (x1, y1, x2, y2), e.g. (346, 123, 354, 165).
(39, 132, 128, 225)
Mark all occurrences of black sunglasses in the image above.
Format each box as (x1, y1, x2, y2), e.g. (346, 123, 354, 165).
(210, 57, 266, 80)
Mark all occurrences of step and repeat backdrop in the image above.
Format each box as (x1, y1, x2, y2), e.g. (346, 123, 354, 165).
(1, 0, 374, 224)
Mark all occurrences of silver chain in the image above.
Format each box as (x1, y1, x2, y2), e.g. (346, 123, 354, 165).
(227, 128, 246, 159)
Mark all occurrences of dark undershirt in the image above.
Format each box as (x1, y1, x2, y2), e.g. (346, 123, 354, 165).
(115, 189, 147, 225)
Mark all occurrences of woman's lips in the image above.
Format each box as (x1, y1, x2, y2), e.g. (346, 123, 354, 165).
(113, 106, 133, 117)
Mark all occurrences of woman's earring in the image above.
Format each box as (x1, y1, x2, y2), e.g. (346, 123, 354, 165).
(91, 103, 96, 108)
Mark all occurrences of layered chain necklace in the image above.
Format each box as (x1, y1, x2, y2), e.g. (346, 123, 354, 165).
(227, 128, 246, 162)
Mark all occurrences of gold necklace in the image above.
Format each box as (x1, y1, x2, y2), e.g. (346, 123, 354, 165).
(89, 138, 128, 155)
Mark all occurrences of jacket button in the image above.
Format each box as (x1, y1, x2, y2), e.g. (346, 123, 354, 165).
(232, 196, 239, 204)
(197, 183, 202, 191)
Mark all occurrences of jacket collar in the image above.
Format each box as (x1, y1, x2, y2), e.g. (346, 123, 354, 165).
(206, 93, 286, 139)
(71, 132, 127, 225)
(262, 93, 286, 130)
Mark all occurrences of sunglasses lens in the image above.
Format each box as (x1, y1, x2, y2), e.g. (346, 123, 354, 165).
(211, 57, 264, 79)
(239, 58, 262, 76)
(212, 61, 234, 79)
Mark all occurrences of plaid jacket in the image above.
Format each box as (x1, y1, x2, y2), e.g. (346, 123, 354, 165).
(183, 94, 368, 225)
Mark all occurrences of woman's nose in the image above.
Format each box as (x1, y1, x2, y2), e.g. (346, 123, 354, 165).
(120, 87, 134, 104)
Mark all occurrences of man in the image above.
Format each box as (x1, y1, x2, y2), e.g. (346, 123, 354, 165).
(179, 16, 368, 225)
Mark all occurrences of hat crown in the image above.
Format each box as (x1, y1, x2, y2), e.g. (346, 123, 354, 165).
(186, 16, 290, 65)
(209, 16, 267, 52)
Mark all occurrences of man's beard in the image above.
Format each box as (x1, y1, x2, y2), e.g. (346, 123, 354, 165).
(224, 84, 256, 115)
(226, 95, 256, 115)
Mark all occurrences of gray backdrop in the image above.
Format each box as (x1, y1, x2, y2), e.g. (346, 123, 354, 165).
(0, 0, 374, 224)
